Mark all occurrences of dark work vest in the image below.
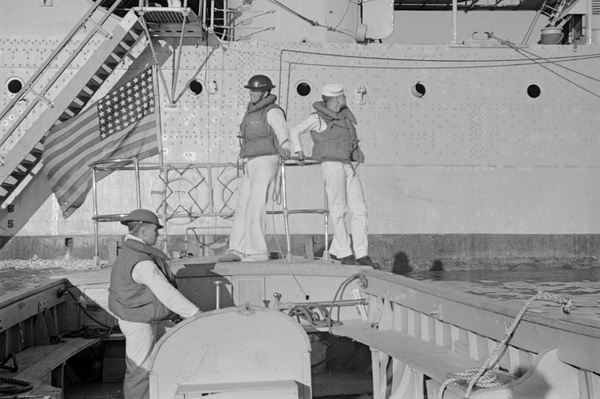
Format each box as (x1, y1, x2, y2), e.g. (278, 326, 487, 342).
(239, 94, 284, 158)
(108, 240, 175, 323)
(311, 106, 358, 163)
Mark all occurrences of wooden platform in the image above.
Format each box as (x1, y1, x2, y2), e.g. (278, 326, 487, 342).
(0, 337, 102, 398)
(312, 371, 372, 397)
(65, 382, 124, 399)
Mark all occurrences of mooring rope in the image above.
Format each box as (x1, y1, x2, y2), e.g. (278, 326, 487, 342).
(438, 290, 574, 398)
(0, 376, 33, 395)
(289, 303, 342, 328)
(0, 353, 18, 373)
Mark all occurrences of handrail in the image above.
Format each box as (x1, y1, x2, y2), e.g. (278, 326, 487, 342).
(277, 157, 329, 262)
(91, 156, 141, 266)
(88, 158, 330, 264)
(137, 0, 188, 8)
(0, 0, 126, 149)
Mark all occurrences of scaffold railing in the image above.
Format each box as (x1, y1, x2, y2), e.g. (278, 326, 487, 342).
(90, 156, 330, 265)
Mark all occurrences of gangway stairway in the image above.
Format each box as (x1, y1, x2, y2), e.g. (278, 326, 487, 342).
(540, 0, 573, 27)
(0, 2, 146, 242)
(0, 1, 205, 247)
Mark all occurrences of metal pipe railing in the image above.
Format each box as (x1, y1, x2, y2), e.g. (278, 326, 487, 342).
(89, 158, 330, 264)
(0, 0, 126, 149)
(267, 158, 329, 263)
(90, 157, 141, 267)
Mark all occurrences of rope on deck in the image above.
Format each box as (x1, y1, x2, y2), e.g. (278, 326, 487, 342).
(0, 353, 18, 372)
(289, 303, 342, 328)
(438, 290, 574, 398)
(0, 376, 33, 394)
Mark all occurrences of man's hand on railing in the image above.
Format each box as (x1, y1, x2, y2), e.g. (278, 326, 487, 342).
(294, 151, 305, 166)
(279, 147, 291, 160)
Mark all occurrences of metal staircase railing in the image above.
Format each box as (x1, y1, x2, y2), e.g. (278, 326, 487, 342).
(541, 0, 572, 27)
(0, 1, 145, 209)
(0, 2, 151, 244)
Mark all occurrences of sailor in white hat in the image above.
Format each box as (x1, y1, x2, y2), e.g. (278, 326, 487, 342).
(289, 84, 380, 268)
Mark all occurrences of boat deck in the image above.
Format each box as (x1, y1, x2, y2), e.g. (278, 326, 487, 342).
(411, 267, 600, 327)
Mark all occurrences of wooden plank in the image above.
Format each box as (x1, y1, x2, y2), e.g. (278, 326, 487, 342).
(17, 379, 61, 399)
(15, 338, 100, 379)
(312, 371, 372, 397)
(331, 319, 489, 397)
(0, 280, 66, 309)
(0, 283, 67, 332)
(362, 269, 600, 332)
(174, 380, 299, 398)
(175, 259, 364, 278)
(360, 270, 600, 373)
(2, 338, 101, 382)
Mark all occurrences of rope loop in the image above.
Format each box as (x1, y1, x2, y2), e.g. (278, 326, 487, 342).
(271, 158, 284, 205)
(289, 303, 342, 328)
(438, 290, 574, 398)
(0, 353, 18, 372)
(0, 376, 33, 394)
(533, 291, 574, 314)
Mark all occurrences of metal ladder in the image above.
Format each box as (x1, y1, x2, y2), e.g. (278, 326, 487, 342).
(0, 1, 146, 237)
(541, 0, 571, 27)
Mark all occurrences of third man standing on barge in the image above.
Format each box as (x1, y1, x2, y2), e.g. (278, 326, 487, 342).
(219, 74, 291, 262)
(289, 84, 379, 268)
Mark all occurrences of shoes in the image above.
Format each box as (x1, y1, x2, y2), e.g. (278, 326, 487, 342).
(241, 254, 269, 262)
(340, 255, 359, 265)
(356, 256, 381, 269)
(218, 250, 243, 262)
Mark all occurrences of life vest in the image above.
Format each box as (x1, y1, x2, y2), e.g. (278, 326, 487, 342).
(310, 102, 360, 163)
(239, 94, 284, 158)
(108, 239, 176, 323)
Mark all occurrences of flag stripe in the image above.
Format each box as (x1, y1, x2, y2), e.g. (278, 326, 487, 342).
(42, 68, 159, 218)
(44, 105, 98, 154)
(53, 114, 157, 200)
(44, 108, 101, 180)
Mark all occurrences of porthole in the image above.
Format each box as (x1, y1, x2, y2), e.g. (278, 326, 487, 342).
(296, 81, 311, 97)
(6, 77, 24, 94)
(411, 81, 426, 98)
(527, 84, 541, 99)
(188, 79, 204, 96)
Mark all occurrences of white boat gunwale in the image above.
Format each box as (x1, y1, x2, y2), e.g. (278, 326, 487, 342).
(357, 269, 600, 375)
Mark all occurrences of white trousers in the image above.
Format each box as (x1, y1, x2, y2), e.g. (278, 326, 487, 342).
(118, 319, 157, 399)
(228, 155, 279, 256)
(322, 162, 369, 259)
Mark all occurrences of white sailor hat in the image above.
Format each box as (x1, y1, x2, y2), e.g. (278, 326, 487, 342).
(322, 84, 344, 97)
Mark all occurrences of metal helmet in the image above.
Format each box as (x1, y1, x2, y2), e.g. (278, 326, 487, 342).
(120, 209, 163, 229)
(244, 75, 275, 91)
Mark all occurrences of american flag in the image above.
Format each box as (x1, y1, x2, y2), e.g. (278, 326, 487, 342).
(98, 69, 155, 139)
(43, 68, 159, 218)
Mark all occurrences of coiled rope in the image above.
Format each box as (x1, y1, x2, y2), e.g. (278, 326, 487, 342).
(0, 353, 18, 373)
(0, 376, 33, 394)
(289, 303, 342, 328)
(439, 290, 574, 398)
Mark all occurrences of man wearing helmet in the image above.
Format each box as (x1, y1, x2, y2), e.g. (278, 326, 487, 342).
(289, 84, 380, 268)
(219, 75, 291, 262)
(109, 209, 200, 399)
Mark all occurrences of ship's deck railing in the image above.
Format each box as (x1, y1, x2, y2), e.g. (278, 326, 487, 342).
(89, 157, 329, 266)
